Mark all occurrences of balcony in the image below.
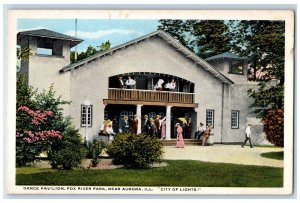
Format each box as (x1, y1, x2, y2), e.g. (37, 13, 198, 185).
(106, 88, 196, 107)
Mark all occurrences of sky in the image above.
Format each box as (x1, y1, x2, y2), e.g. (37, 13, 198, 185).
(17, 19, 160, 52)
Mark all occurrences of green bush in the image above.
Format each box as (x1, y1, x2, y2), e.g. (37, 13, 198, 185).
(106, 133, 164, 169)
(48, 124, 86, 170)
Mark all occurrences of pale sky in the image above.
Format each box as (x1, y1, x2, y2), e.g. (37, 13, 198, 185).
(18, 19, 160, 52)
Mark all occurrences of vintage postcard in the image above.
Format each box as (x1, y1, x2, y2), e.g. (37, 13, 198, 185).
(5, 9, 294, 195)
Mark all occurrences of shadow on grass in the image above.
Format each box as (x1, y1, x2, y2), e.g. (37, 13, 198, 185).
(260, 151, 284, 160)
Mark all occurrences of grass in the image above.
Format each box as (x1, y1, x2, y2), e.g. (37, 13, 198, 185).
(260, 151, 284, 160)
(16, 160, 283, 187)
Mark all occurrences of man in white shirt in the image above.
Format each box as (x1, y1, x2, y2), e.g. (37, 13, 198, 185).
(242, 124, 253, 148)
(125, 76, 136, 89)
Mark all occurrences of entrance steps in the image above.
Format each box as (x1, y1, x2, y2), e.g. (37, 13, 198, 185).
(161, 139, 202, 146)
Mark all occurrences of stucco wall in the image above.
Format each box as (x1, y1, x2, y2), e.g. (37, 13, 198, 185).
(25, 36, 71, 116)
(67, 36, 225, 141)
(222, 83, 270, 145)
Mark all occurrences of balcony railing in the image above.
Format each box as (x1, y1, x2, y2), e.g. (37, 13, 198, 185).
(108, 88, 195, 104)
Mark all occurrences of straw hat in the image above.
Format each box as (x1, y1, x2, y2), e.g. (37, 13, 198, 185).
(175, 123, 180, 127)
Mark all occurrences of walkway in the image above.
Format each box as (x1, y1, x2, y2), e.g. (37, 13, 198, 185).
(163, 144, 283, 168)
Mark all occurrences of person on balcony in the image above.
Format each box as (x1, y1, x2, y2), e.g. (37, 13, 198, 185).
(169, 79, 176, 92)
(117, 75, 124, 89)
(154, 79, 164, 91)
(143, 115, 151, 135)
(125, 76, 136, 89)
(176, 123, 185, 148)
(131, 115, 139, 134)
(121, 116, 130, 133)
(164, 80, 171, 91)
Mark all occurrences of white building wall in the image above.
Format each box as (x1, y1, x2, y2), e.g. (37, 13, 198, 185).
(67, 36, 224, 141)
(23, 36, 71, 116)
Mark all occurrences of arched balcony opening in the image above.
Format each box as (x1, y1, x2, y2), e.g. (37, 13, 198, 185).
(107, 72, 196, 105)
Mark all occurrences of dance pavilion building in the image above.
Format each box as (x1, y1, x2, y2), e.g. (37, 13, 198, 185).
(17, 29, 270, 144)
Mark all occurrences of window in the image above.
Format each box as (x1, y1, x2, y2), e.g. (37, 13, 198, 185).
(229, 61, 244, 74)
(206, 109, 214, 128)
(231, 110, 239, 129)
(81, 105, 92, 127)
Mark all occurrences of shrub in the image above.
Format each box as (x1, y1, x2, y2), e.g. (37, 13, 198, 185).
(264, 108, 284, 147)
(48, 123, 86, 170)
(106, 133, 164, 169)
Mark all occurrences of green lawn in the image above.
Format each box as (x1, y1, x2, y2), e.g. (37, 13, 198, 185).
(260, 151, 284, 160)
(16, 160, 283, 187)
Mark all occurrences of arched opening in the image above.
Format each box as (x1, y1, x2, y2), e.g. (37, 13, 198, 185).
(109, 72, 194, 93)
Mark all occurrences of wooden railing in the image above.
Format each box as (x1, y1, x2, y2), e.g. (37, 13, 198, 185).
(108, 88, 194, 104)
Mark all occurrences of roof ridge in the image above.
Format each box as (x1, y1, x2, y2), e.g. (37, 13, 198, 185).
(60, 30, 234, 84)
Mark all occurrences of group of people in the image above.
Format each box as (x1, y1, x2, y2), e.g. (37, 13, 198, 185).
(118, 75, 136, 89)
(142, 115, 167, 139)
(175, 122, 212, 148)
(117, 75, 176, 91)
(153, 78, 176, 91)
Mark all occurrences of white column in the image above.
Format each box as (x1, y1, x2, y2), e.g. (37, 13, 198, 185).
(166, 105, 172, 140)
(136, 104, 143, 134)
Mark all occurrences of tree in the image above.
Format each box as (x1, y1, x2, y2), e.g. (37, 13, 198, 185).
(157, 20, 232, 58)
(71, 40, 111, 63)
(157, 20, 193, 50)
(190, 20, 231, 59)
(230, 20, 285, 82)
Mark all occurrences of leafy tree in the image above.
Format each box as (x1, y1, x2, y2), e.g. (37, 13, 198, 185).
(158, 20, 232, 58)
(158, 20, 193, 50)
(71, 40, 111, 63)
(230, 20, 285, 82)
(190, 20, 231, 59)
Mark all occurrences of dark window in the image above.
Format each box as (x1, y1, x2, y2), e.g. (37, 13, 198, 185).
(231, 110, 239, 129)
(206, 109, 214, 128)
(81, 105, 92, 127)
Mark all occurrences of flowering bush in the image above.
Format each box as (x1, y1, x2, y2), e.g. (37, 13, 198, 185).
(16, 106, 62, 166)
(264, 108, 284, 147)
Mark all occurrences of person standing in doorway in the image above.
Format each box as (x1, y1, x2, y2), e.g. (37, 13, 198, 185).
(186, 118, 193, 139)
(143, 115, 151, 135)
(149, 118, 157, 137)
(176, 123, 185, 148)
(160, 117, 167, 139)
(131, 115, 139, 134)
(121, 116, 130, 133)
(242, 124, 253, 148)
(202, 124, 212, 146)
(154, 115, 161, 138)
(112, 116, 119, 134)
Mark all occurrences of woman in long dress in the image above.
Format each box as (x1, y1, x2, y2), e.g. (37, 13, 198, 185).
(160, 117, 166, 139)
(176, 123, 185, 148)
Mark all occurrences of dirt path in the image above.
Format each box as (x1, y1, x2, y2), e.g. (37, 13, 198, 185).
(163, 145, 283, 168)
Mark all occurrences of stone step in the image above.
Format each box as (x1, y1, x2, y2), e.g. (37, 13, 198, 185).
(161, 139, 203, 146)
